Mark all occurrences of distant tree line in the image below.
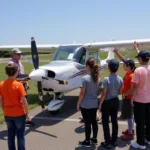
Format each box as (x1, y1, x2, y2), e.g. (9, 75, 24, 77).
(0, 50, 51, 58)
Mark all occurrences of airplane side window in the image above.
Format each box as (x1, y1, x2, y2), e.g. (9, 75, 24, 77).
(80, 55, 86, 65)
(56, 51, 69, 60)
(79, 48, 86, 65)
(88, 52, 100, 64)
(53, 45, 80, 61)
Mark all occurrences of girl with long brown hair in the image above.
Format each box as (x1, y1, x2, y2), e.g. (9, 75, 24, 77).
(77, 58, 100, 147)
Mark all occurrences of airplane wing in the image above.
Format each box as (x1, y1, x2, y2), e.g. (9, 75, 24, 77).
(0, 44, 59, 53)
(0, 44, 59, 49)
(1, 38, 150, 53)
(83, 39, 150, 51)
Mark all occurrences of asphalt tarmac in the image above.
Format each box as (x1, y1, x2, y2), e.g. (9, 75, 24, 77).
(0, 89, 150, 150)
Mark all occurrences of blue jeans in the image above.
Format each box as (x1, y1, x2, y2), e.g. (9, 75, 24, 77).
(5, 115, 26, 150)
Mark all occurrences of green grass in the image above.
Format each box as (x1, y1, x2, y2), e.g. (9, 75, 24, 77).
(21, 54, 53, 61)
(0, 111, 4, 124)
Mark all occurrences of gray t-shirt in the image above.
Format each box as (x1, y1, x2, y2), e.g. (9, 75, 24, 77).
(102, 74, 123, 100)
(80, 74, 100, 109)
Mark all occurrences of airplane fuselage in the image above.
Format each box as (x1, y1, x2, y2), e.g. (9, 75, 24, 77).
(29, 45, 92, 93)
(29, 44, 113, 94)
(36, 61, 86, 93)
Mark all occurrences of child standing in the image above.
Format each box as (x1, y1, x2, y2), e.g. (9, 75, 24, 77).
(114, 48, 135, 140)
(77, 58, 100, 147)
(131, 50, 150, 149)
(0, 63, 30, 150)
(99, 59, 123, 149)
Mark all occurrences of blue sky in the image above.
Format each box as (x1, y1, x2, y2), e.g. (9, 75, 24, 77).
(0, 0, 150, 44)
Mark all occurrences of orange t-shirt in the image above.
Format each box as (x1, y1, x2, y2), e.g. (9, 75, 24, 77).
(0, 79, 27, 117)
(121, 72, 134, 99)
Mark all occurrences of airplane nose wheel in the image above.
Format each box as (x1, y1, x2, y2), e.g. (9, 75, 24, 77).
(47, 92, 65, 115)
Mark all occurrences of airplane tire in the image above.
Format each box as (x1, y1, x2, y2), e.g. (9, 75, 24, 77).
(49, 109, 60, 115)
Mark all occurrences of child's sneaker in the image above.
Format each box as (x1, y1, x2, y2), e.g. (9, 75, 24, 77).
(121, 133, 134, 141)
(131, 141, 146, 149)
(122, 129, 134, 135)
(90, 138, 98, 145)
(79, 140, 91, 147)
(101, 141, 112, 149)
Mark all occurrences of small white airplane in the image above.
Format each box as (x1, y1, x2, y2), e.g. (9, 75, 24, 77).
(1, 38, 150, 113)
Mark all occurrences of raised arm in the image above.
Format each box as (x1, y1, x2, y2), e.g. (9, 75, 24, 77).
(113, 48, 124, 61)
(133, 41, 140, 54)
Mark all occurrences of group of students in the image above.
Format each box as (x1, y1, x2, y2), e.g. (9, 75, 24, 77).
(77, 43, 150, 149)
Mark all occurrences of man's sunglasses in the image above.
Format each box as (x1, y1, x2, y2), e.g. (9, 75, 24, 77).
(16, 53, 22, 56)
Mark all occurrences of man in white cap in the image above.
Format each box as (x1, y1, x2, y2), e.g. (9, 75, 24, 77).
(9, 48, 25, 75)
(8, 48, 35, 126)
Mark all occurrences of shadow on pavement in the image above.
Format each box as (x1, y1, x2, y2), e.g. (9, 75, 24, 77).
(0, 94, 128, 143)
(75, 145, 96, 150)
(31, 94, 78, 120)
(0, 130, 7, 141)
(0, 94, 79, 139)
(25, 94, 79, 136)
(75, 125, 85, 134)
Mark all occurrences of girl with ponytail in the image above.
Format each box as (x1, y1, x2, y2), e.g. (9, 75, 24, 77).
(86, 59, 99, 82)
(77, 58, 100, 147)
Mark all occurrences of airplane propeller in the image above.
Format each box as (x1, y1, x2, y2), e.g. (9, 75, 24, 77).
(31, 37, 45, 109)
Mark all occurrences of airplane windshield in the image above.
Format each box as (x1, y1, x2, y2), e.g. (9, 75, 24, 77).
(52, 45, 80, 61)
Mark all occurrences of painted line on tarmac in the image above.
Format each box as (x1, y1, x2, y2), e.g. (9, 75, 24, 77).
(31, 116, 128, 125)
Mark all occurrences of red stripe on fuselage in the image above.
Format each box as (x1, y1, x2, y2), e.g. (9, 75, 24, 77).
(69, 70, 86, 79)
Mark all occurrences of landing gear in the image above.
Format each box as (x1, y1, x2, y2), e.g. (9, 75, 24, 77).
(47, 92, 65, 114)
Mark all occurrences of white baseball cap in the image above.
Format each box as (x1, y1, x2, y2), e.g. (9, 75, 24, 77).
(12, 48, 22, 54)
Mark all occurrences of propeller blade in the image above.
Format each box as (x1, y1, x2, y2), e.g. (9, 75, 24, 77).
(31, 37, 39, 70)
(37, 81, 45, 109)
(31, 37, 44, 109)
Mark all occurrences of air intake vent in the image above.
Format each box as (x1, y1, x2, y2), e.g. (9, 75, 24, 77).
(47, 70, 55, 78)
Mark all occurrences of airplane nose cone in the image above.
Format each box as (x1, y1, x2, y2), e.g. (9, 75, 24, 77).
(29, 69, 45, 81)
